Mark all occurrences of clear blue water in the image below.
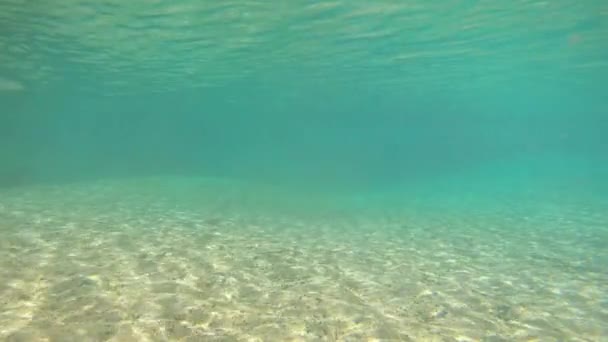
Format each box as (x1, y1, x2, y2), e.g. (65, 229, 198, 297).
(1, 1, 607, 340)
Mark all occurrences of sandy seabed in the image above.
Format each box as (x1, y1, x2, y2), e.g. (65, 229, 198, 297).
(0, 179, 607, 341)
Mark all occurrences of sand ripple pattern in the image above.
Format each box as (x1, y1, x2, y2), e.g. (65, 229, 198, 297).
(0, 178, 607, 341)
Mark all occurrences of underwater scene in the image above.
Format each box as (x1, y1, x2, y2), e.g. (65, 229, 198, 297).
(1, 0, 607, 341)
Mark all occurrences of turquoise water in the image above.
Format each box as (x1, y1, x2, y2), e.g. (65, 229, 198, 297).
(2, 0, 607, 194)
(1, 1, 608, 340)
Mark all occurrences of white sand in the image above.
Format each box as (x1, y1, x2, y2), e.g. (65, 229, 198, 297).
(1, 178, 606, 341)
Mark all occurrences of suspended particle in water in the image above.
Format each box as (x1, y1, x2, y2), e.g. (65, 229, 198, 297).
(0, 77, 24, 91)
(567, 33, 582, 47)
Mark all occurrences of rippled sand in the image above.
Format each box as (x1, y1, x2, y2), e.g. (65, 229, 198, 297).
(1, 178, 607, 341)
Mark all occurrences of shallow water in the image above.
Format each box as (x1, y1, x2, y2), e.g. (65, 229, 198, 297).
(1, 0, 608, 341)
(1, 177, 607, 340)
